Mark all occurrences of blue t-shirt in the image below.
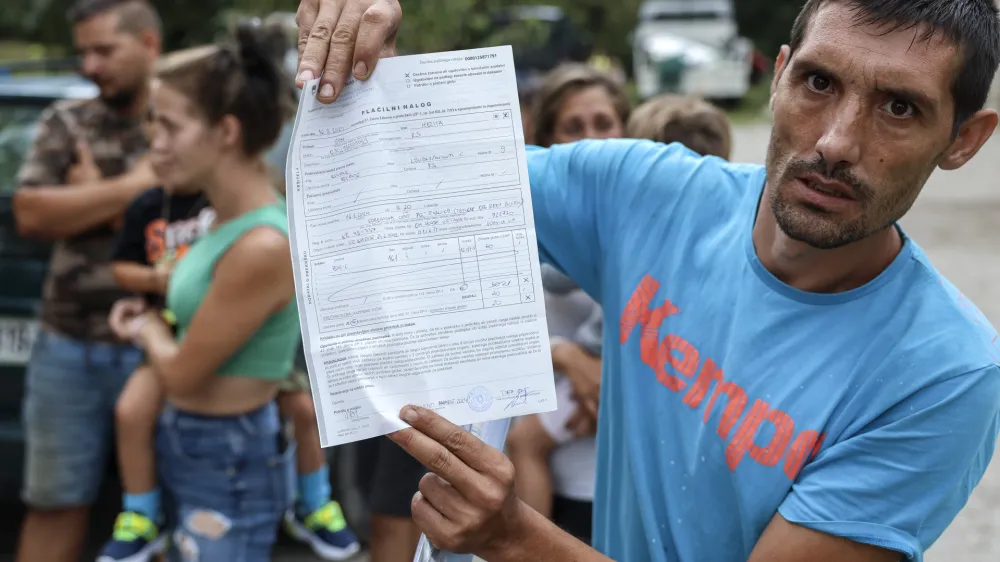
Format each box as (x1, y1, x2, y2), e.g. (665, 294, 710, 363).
(526, 139, 1000, 562)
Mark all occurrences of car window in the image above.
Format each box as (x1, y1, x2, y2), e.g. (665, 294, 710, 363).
(640, 0, 732, 21)
(0, 99, 47, 196)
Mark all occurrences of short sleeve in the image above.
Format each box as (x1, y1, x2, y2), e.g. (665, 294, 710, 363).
(112, 190, 158, 264)
(17, 105, 75, 189)
(778, 365, 1000, 560)
(526, 139, 704, 300)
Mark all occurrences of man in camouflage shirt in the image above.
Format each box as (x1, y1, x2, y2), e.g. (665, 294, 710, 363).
(12, 1, 162, 559)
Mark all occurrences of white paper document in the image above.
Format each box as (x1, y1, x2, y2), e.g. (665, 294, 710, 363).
(285, 46, 557, 447)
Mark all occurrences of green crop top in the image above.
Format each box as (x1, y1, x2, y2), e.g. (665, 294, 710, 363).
(165, 202, 300, 380)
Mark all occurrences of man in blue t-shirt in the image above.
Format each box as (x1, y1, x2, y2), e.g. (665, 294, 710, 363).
(297, 0, 1000, 561)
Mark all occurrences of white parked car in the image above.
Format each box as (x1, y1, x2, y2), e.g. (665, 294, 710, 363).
(632, 0, 754, 104)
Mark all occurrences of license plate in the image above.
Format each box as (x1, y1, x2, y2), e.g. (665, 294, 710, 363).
(0, 317, 39, 365)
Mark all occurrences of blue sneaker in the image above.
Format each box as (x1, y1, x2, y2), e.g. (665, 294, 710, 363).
(96, 512, 165, 562)
(284, 501, 361, 560)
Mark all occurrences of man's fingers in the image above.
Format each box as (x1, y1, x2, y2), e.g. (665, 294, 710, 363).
(388, 424, 485, 497)
(295, 0, 320, 78)
(410, 491, 461, 551)
(297, 0, 342, 86)
(352, 0, 400, 79)
(297, 0, 402, 100)
(418, 473, 475, 522)
(76, 139, 94, 164)
(400, 406, 508, 475)
(317, 2, 366, 102)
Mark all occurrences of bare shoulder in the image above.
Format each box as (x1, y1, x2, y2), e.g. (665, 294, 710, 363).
(220, 226, 292, 276)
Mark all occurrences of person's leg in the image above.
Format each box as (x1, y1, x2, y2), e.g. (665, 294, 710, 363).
(17, 332, 116, 562)
(368, 436, 429, 562)
(277, 376, 360, 560)
(277, 389, 327, 500)
(550, 496, 593, 546)
(157, 402, 288, 562)
(117, 364, 165, 511)
(98, 363, 167, 561)
(370, 515, 424, 562)
(506, 415, 558, 517)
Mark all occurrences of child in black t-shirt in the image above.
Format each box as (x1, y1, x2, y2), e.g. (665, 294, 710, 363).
(112, 184, 213, 307)
(103, 183, 213, 558)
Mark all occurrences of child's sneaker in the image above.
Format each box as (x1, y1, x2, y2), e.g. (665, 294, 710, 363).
(283, 500, 361, 560)
(96, 512, 166, 562)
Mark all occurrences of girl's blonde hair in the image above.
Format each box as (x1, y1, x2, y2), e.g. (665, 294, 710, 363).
(627, 94, 733, 160)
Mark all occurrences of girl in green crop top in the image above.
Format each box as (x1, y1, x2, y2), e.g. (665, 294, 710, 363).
(103, 25, 358, 562)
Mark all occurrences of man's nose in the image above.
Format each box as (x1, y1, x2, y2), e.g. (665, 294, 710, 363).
(585, 123, 613, 140)
(150, 137, 167, 152)
(815, 98, 865, 171)
(80, 53, 101, 78)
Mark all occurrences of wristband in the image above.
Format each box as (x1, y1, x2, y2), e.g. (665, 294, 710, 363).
(161, 308, 176, 326)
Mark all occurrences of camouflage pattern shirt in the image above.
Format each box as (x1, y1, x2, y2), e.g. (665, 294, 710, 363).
(17, 98, 148, 342)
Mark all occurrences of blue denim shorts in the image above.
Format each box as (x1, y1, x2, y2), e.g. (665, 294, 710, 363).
(21, 329, 142, 508)
(158, 401, 291, 562)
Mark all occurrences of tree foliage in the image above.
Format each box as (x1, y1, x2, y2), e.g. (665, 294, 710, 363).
(734, 0, 806, 59)
(0, 0, 808, 65)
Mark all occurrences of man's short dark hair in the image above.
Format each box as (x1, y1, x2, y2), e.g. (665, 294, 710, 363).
(789, 0, 1000, 132)
(67, 0, 162, 37)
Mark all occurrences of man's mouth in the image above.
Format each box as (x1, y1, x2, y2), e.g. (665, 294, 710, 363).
(799, 174, 856, 200)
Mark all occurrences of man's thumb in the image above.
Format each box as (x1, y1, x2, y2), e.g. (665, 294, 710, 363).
(76, 139, 95, 164)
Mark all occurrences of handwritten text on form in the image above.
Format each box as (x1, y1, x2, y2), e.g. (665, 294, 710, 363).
(286, 47, 557, 447)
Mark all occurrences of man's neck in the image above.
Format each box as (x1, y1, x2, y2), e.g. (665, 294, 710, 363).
(751, 187, 903, 294)
(101, 87, 150, 119)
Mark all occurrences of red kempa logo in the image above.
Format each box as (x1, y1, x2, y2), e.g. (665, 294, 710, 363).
(620, 275, 825, 480)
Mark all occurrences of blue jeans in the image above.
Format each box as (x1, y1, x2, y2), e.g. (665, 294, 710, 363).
(22, 329, 142, 508)
(158, 401, 291, 561)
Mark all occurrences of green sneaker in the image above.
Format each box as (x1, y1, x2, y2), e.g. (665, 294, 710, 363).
(284, 501, 361, 560)
(96, 512, 165, 562)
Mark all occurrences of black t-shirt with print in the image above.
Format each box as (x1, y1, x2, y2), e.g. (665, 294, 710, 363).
(112, 186, 214, 308)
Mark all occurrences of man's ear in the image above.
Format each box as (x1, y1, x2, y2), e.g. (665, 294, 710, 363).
(939, 109, 998, 170)
(140, 28, 161, 57)
(770, 45, 791, 111)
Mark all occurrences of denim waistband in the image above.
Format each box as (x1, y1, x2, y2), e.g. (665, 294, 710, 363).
(160, 401, 280, 436)
(37, 328, 141, 366)
(41, 328, 136, 351)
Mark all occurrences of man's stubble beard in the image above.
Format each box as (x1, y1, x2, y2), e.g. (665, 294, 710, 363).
(764, 130, 893, 250)
(101, 86, 139, 111)
(768, 187, 870, 250)
(98, 70, 148, 111)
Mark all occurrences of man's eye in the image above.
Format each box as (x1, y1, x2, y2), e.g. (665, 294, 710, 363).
(882, 99, 915, 118)
(806, 73, 832, 92)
